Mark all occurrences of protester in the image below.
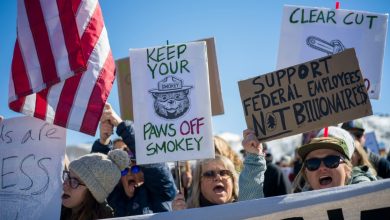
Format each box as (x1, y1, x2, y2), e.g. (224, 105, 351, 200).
(278, 155, 294, 182)
(237, 129, 266, 201)
(173, 135, 242, 204)
(172, 155, 239, 210)
(91, 103, 177, 217)
(317, 126, 377, 182)
(176, 160, 193, 200)
(351, 140, 377, 177)
(292, 136, 376, 192)
(111, 138, 130, 152)
(342, 120, 390, 179)
(61, 149, 129, 220)
(341, 120, 366, 145)
(262, 143, 291, 197)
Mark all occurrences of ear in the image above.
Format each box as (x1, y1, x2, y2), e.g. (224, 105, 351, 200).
(152, 93, 158, 99)
(184, 90, 189, 95)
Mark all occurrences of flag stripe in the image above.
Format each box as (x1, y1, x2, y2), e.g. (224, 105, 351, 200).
(45, 81, 65, 124)
(72, 0, 82, 14)
(56, 0, 86, 74)
(75, 0, 97, 40)
(24, 0, 59, 86)
(16, 0, 44, 96)
(10, 0, 115, 136)
(40, 0, 72, 82)
(11, 40, 32, 97)
(9, 96, 26, 113)
(8, 71, 16, 102)
(21, 93, 37, 116)
(80, 1, 103, 59)
(34, 89, 49, 120)
(80, 51, 115, 135)
(53, 74, 82, 127)
(55, 1, 104, 131)
(67, 25, 110, 132)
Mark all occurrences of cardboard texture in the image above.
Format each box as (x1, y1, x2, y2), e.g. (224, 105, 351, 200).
(196, 38, 224, 116)
(115, 37, 224, 120)
(239, 48, 372, 142)
(116, 57, 133, 120)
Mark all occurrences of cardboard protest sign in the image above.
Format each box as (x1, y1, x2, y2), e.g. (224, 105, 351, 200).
(0, 116, 66, 220)
(277, 5, 388, 99)
(116, 37, 224, 120)
(129, 41, 214, 164)
(106, 179, 390, 220)
(239, 49, 372, 142)
(116, 57, 134, 120)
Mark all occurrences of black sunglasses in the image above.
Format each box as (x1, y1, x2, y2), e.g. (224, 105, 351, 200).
(304, 155, 345, 171)
(202, 170, 233, 179)
(63, 171, 86, 189)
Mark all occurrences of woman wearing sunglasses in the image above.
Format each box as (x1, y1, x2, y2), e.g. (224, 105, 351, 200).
(61, 149, 129, 220)
(292, 136, 376, 192)
(173, 155, 239, 210)
(91, 103, 177, 217)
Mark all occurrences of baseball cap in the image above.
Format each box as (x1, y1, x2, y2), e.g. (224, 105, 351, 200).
(341, 120, 365, 132)
(298, 137, 349, 161)
(316, 126, 355, 159)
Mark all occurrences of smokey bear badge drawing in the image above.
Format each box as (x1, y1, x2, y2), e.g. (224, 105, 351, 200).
(149, 76, 193, 119)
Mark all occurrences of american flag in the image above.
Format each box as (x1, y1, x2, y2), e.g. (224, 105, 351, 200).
(8, 0, 115, 136)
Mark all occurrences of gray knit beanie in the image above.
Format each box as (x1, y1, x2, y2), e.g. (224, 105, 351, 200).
(69, 149, 129, 203)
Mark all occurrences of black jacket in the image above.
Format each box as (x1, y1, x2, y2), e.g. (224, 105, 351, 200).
(263, 163, 291, 197)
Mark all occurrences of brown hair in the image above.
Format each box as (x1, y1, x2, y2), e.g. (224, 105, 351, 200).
(61, 190, 113, 220)
(187, 155, 239, 208)
(214, 136, 243, 172)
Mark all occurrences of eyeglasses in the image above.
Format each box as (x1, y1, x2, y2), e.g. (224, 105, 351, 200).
(121, 164, 141, 176)
(63, 171, 86, 189)
(304, 155, 345, 171)
(202, 170, 233, 180)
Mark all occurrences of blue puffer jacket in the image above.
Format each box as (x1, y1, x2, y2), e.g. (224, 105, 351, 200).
(91, 120, 177, 217)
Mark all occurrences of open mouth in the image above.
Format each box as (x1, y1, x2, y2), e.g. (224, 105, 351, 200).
(62, 193, 70, 200)
(127, 179, 136, 186)
(319, 176, 333, 186)
(213, 184, 226, 194)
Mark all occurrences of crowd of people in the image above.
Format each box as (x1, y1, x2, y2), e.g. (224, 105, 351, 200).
(1, 105, 389, 220)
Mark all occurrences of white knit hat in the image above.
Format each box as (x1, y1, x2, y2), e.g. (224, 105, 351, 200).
(316, 126, 355, 159)
(69, 149, 129, 203)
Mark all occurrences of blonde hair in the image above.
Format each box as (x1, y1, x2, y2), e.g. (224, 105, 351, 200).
(214, 136, 243, 172)
(352, 140, 377, 176)
(292, 154, 353, 193)
(187, 155, 239, 208)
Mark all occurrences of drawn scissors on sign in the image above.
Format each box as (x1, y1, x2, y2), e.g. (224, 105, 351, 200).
(306, 36, 345, 55)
